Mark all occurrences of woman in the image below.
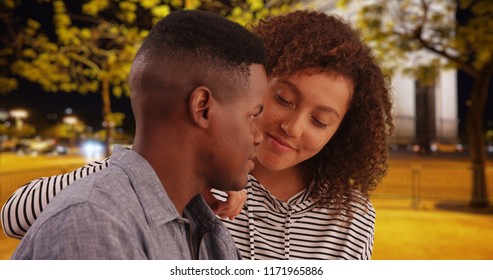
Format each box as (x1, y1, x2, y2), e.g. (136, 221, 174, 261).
(1, 10, 393, 259)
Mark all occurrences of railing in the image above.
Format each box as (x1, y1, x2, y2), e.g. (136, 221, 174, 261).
(1, 163, 493, 210)
(373, 162, 493, 208)
(0, 165, 84, 206)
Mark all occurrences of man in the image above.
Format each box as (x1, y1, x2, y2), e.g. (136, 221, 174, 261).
(11, 9, 268, 259)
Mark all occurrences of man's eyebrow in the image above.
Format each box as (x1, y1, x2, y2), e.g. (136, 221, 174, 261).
(279, 79, 340, 119)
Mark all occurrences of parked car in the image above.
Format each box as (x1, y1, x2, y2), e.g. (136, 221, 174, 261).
(0, 138, 18, 152)
(487, 143, 493, 154)
(17, 138, 68, 156)
(430, 141, 464, 153)
(410, 140, 464, 154)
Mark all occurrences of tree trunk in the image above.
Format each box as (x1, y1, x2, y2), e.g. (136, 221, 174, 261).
(466, 74, 490, 208)
(102, 77, 112, 157)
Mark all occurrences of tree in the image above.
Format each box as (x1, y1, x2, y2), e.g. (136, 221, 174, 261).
(340, 0, 492, 207)
(0, 0, 22, 94)
(1, 0, 299, 156)
(42, 118, 87, 146)
(1, 122, 36, 139)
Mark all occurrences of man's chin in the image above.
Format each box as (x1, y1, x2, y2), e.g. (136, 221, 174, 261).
(228, 177, 249, 191)
(212, 174, 249, 192)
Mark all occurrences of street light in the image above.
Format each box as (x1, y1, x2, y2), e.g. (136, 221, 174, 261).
(63, 116, 78, 125)
(10, 109, 28, 129)
(63, 116, 79, 148)
(0, 110, 8, 122)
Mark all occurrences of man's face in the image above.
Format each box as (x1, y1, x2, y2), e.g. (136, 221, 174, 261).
(205, 64, 267, 191)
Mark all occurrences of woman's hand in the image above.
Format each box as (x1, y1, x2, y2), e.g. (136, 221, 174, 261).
(201, 188, 246, 220)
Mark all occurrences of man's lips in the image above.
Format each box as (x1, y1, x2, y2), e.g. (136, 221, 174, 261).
(267, 134, 296, 152)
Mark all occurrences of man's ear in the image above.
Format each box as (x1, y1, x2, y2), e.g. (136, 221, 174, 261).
(189, 86, 214, 128)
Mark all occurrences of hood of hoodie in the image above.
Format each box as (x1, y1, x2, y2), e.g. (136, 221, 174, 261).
(245, 174, 317, 260)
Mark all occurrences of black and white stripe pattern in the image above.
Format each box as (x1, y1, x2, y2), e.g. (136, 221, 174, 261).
(214, 175, 376, 260)
(1, 159, 110, 238)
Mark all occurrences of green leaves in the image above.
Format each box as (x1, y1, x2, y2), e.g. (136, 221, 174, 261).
(2, 0, 299, 97)
(342, 0, 493, 80)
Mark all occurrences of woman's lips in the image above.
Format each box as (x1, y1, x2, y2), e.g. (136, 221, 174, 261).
(267, 134, 296, 152)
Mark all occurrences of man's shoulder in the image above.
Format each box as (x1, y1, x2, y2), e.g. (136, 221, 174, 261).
(11, 199, 144, 259)
(51, 164, 130, 205)
(21, 163, 135, 236)
(13, 165, 143, 258)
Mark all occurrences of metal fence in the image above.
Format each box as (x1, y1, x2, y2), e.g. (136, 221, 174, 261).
(1, 163, 493, 210)
(372, 162, 493, 208)
(0, 165, 84, 206)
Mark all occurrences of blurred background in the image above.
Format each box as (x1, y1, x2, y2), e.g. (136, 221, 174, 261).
(1, 0, 492, 259)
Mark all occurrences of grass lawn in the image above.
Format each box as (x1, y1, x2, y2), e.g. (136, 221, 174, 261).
(0, 235, 19, 260)
(372, 199, 493, 260)
(1, 152, 87, 260)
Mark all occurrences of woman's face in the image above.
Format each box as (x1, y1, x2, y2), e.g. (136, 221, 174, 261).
(255, 72, 353, 171)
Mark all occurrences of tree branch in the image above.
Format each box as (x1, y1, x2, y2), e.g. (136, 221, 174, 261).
(68, 12, 104, 25)
(416, 36, 478, 78)
(67, 52, 101, 73)
(483, 59, 493, 80)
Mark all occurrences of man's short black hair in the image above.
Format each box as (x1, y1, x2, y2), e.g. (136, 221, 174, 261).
(142, 9, 266, 67)
(130, 9, 266, 113)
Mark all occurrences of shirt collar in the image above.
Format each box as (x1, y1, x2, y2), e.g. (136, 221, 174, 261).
(110, 145, 181, 227)
(185, 195, 217, 231)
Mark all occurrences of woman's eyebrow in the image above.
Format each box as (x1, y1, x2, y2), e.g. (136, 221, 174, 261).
(280, 79, 340, 119)
(315, 105, 340, 119)
(279, 79, 301, 97)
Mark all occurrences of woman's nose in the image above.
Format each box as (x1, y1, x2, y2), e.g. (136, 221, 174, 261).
(280, 113, 303, 138)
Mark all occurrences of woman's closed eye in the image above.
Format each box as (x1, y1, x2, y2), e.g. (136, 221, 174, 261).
(311, 116, 328, 129)
(275, 90, 295, 108)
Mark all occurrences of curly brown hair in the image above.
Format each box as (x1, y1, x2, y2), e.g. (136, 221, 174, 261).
(253, 10, 394, 217)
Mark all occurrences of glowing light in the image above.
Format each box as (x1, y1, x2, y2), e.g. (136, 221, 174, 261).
(81, 140, 104, 162)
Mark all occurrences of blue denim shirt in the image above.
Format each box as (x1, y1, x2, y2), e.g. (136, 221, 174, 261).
(12, 145, 241, 260)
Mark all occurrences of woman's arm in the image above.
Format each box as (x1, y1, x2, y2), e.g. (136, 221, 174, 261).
(202, 188, 246, 220)
(0, 158, 110, 239)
